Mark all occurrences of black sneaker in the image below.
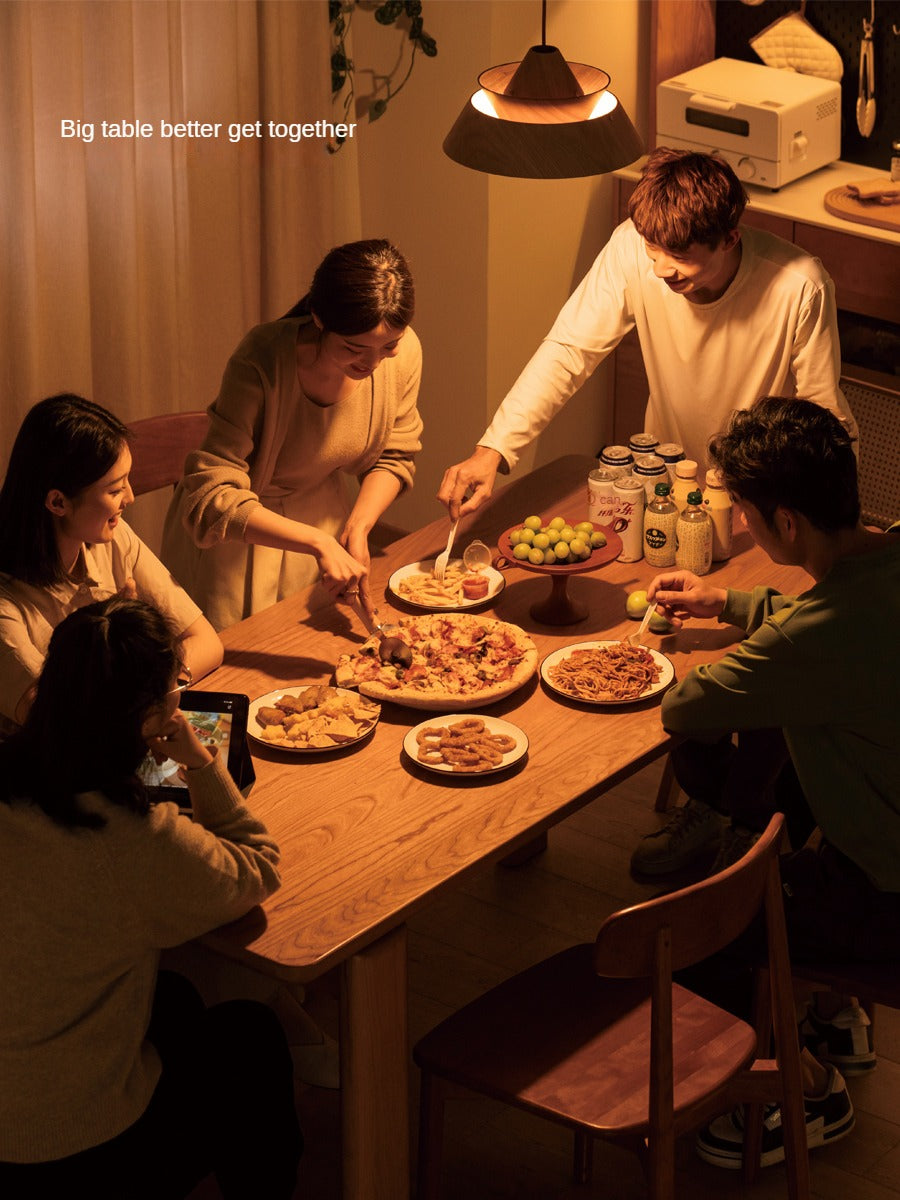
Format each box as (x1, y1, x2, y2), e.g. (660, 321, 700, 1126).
(629, 798, 723, 876)
(696, 1065, 855, 1169)
(707, 824, 761, 876)
(800, 1002, 876, 1075)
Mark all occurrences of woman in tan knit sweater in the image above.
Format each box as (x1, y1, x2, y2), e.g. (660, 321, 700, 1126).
(0, 597, 301, 1197)
(162, 238, 424, 630)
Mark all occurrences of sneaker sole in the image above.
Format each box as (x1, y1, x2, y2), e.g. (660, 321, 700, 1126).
(696, 1108, 855, 1170)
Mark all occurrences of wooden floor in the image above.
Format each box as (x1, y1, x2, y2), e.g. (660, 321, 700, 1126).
(204, 756, 900, 1199)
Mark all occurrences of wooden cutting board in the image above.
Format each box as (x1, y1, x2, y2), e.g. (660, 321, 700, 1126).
(824, 186, 900, 234)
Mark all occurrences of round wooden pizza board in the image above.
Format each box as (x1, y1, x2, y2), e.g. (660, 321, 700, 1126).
(823, 186, 900, 234)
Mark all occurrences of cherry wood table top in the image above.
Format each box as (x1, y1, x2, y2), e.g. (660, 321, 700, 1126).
(201, 454, 810, 981)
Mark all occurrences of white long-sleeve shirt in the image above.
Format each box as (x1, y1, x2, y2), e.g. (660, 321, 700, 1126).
(479, 220, 855, 471)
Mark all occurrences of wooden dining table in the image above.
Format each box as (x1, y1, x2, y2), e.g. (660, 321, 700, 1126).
(197, 453, 811, 1200)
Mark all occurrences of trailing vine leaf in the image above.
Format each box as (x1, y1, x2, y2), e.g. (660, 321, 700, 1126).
(328, 0, 438, 148)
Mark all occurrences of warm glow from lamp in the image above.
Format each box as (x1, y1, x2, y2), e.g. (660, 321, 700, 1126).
(443, 4, 643, 179)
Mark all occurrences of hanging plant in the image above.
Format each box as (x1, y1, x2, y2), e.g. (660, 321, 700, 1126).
(328, 0, 438, 152)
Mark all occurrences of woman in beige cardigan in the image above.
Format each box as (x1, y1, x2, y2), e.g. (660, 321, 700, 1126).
(162, 239, 424, 630)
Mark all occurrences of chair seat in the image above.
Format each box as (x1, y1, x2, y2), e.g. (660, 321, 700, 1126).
(414, 943, 757, 1137)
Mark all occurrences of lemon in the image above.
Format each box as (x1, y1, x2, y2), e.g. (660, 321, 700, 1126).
(512, 542, 531, 560)
(569, 538, 589, 559)
(543, 548, 557, 566)
(590, 530, 607, 548)
(625, 589, 649, 619)
(527, 546, 545, 565)
(650, 612, 674, 634)
(548, 516, 566, 531)
(533, 532, 550, 550)
(574, 521, 594, 534)
(559, 526, 576, 543)
(553, 541, 570, 561)
(544, 527, 561, 545)
(524, 515, 542, 531)
(518, 527, 535, 545)
(509, 529, 522, 547)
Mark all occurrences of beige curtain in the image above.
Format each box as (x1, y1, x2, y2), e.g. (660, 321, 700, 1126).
(0, 0, 354, 459)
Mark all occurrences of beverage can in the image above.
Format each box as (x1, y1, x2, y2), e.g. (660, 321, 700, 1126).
(598, 444, 634, 478)
(612, 476, 646, 562)
(628, 432, 660, 457)
(632, 453, 668, 501)
(587, 468, 617, 524)
(656, 442, 685, 482)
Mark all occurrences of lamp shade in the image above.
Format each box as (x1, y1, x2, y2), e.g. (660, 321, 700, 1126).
(444, 45, 643, 179)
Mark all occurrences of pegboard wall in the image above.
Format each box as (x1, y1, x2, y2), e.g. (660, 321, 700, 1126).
(715, 0, 900, 170)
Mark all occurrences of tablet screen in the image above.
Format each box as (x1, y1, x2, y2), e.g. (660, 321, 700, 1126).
(139, 691, 250, 795)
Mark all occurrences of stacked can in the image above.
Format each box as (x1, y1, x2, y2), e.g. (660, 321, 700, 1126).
(598, 444, 634, 479)
(632, 453, 668, 500)
(587, 468, 618, 525)
(612, 475, 646, 562)
(656, 442, 685, 484)
(628, 432, 660, 458)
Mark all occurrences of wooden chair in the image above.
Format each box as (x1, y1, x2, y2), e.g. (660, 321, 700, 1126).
(414, 813, 809, 1200)
(126, 411, 209, 497)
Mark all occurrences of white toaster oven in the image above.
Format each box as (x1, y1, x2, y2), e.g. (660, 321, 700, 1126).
(656, 57, 841, 189)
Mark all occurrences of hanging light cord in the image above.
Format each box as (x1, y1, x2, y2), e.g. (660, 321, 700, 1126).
(541, 0, 547, 47)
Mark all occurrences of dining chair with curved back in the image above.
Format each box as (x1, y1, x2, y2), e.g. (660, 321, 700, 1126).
(126, 411, 209, 497)
(414, 813, 809, 1200)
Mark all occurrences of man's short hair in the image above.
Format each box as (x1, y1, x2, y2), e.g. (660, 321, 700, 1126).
(628, 147, 748, 250)
(709, 397, 860, 532)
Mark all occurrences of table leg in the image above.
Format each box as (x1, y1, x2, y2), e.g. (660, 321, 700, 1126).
(340, 924, 410, 1200)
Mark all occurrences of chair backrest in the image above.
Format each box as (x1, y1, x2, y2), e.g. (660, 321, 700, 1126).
(126, 411, 209, 497)
(594, 814, 784, 979)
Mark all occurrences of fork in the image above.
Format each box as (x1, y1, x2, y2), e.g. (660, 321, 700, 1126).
(433, 518, 459, 582)
(627, 599, 657, 647)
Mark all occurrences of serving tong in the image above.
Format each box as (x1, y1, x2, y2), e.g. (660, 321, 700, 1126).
(857, 0, 876, 137)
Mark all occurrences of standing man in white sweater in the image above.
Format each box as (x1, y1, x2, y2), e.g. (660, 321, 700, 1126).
(438, 148, 856, 519)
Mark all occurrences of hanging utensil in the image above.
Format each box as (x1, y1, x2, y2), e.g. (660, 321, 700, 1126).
(857, 1, 876, 137)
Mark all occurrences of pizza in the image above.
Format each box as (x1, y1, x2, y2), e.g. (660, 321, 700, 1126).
(334, 613, 538, 710)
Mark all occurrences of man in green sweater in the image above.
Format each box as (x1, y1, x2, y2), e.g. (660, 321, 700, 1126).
(632, 396, 900, 1166)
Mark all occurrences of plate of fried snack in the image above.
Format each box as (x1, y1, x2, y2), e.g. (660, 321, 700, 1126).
(388, 559, 504, 610)
(403, 714, 528, 775)
(249, 684, 381, 752)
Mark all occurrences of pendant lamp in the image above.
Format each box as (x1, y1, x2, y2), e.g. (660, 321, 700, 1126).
(443, 0, 643, 179)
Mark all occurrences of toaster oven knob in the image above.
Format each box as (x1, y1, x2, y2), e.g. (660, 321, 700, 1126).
(736, 157, 756, 181)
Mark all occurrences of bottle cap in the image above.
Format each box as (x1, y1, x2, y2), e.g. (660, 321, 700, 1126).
(705, 468, 725, 488)
(654, 482, 671, 496)
(675, 459, 698, 478)
(686, 490, 703, 506)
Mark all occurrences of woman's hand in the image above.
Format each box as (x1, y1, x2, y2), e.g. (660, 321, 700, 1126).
(145, 709, 214, 771)
(647, 571, 727, 628)
(315, 535, 368, 602)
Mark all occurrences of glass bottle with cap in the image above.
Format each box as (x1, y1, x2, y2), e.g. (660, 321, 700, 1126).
(643, 482, 678, 567)
(675, 490, 713, 576)
(671, 459, 699, 512)
(703, 468, 733, 561)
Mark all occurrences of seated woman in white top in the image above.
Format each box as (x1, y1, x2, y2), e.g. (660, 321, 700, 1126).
(0, 393, 223, 732)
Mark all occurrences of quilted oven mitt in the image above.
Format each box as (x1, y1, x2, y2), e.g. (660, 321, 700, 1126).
(750, 11, 843, 82)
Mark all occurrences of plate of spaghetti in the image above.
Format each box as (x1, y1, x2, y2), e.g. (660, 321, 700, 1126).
(541, 641, 674, 705)
(403, 714, 528, 775)
(389, 559, 505, 610)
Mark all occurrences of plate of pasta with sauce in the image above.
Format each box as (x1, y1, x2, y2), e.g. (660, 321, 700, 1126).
(540, 640, 674, 706)
(388, 559, 505, 611)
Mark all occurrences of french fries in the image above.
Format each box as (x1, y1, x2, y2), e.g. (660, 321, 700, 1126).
(256, 686, 380, 749)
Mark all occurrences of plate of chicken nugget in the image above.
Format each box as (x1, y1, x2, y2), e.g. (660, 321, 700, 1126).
(249, 684, 381, 752)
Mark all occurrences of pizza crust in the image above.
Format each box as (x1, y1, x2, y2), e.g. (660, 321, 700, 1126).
(335, 613, 537, 711)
